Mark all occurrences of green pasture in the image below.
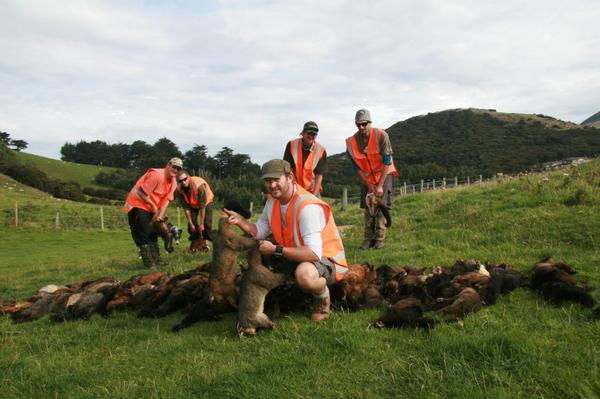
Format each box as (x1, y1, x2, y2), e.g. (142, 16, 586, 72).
(1, 162, 600, 398)
(13, 151, 120, 190)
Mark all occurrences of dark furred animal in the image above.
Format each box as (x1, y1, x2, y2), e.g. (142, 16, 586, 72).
(371, 298, 436, 329)
(431, 287, 482, 319)
(152, 219, 175, 253)
(331, 263, 377, 310)
(539, 282, 596, 308)
(172, 217, 256, 332)
(237, 245, 288, 336)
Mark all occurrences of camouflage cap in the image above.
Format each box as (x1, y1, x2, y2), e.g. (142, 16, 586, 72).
(355, 108, 372, 123)
(302, 121, 319, 133)
(261, 159, 291, 179)
(169, 157, 183, 168)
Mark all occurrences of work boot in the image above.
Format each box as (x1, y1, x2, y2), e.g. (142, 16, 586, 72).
(310, 292, 331, 322)
(373, 211, 387, 250)
(361, 209, 375, 250)
(139, 245, 154, 268)
(149, 242, 166, 266)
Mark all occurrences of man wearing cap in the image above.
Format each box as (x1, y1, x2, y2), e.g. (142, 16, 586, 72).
(283, 121, 327, 196)
(223, 159, 349, 321)
(174, 169, 215, 250)
(122, 157, 182, 267)
(346, 109, 398, 249)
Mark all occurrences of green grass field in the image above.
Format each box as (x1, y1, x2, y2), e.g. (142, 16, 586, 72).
(1, 162, 600, 398)
(13, 151, 121, 190)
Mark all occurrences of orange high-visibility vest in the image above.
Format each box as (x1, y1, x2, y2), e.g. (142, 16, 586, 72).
(289, 138, 325, 192)
(177, 176, 214, 209)
(346, 128, 398, 185)
(122, 168, 176, 213)
(269, 186, 348, 281)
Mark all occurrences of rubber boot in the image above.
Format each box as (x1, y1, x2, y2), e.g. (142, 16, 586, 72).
(149, 242, 166, 266)
(139, 244, 154, 268)
(360, 209, 375, 249)
(373, 210, 387, 250)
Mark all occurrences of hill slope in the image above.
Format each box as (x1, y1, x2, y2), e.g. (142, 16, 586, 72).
(13, 151, 121, 190)
(582, 111, 600, 128)
(325, 109, 600, 195)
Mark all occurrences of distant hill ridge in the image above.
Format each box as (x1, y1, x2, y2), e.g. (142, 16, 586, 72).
(324, 108, 600, 195)
(581, 111, 600, 128)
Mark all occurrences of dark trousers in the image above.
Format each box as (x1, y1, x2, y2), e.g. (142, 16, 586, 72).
(188, 203, 214, 241)
(128, 208, 158, 247)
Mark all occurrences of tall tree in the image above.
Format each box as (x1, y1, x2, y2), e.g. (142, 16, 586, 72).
(184, 144, 209, 174)
(10, 139, 28, 151)
(0, 132, 11, 146)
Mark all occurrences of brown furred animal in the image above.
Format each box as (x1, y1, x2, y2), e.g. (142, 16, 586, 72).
(237, 245, 288, 336)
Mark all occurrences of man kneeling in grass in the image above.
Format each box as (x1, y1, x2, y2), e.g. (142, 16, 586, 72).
(223, 159, 349, 321)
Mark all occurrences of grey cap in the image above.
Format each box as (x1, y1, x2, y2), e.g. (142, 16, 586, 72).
(302, 121, 319, 133)
(355, 108, 372, 123)
(169, 157, 183, 168)
(261, 159, 291, 179)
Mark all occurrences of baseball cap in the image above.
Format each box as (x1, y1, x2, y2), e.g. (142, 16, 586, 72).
(261, 159, 291, 179)
(355, 109, 372, 123)
(303, 121, 319, 133)
(169, 157, 183, 168)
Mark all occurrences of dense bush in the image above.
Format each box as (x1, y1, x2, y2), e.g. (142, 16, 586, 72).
(82, 186, 128, 201)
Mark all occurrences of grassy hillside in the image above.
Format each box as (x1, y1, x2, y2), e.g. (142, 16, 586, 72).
(13, 151, 122, 190)
(0, 173, 128, 229)
(1, 162, 600, 398)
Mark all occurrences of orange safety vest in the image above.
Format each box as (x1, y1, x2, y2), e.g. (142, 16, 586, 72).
(122, 168, 176, 213)
(345, 128, 398, 185)
(176, 176, 214, 209)
(269, 186, 348, 281)
(289, 138, 325, 192)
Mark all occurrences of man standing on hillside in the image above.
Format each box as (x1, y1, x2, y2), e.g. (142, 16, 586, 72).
(346, 109, 398, 249)
(122, 157, 182, 267)
(223, 159, 348, 321)
(174, 169, 214, 251)
(283, 121, 327, 196)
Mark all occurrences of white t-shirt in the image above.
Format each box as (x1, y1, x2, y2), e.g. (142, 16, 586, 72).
(255, 200, 326, 259)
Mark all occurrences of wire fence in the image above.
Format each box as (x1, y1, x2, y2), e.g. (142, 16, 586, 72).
(3, 173, 524, 230)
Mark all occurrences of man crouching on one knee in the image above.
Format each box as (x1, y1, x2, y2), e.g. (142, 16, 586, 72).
(223, 159, 349, 321)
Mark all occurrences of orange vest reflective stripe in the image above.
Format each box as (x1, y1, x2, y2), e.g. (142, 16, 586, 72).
(289, 138, 325, 191)
(122, 168, 176, 213)
(269, 186, 348, 281)
(346, 128, 398, 185)
(177, 176, 214, 208)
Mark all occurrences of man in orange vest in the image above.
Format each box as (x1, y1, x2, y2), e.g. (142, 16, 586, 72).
(223, 159, 348, 321)
(174, 169, 214, 249)
(122, 157, 182, 267)
(283, 121, 327, 195)
(346, 109, 398, 250)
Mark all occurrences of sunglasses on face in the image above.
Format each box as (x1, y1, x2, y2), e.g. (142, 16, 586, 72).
(178, 176, 188, 183)
(356, 122, 369, 128)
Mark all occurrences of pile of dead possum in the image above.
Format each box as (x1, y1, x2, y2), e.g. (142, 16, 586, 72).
(2, 218, 599, 336)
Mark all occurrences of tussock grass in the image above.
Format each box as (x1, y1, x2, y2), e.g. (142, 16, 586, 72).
(1, 162, 600, 398)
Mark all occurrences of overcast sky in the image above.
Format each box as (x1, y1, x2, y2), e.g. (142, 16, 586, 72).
(1, 0, 599, 165)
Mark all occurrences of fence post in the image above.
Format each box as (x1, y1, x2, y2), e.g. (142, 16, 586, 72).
(443, 177, 446, 190)
(467, 176, 471, 186)
(403, 181, 407, 195)
(479, 175, 483, 184)
(420, 180, 424, 192)
(55, 212, 60, 229)
(433, 179, 436, 190)
(412, 184, 415, 194)
(249, 201, 253, 215)
(454, 176, 458, 187)
(15, 201, 19, 228)
(100, 207, 105, 231)
(342, 188, 348, 211)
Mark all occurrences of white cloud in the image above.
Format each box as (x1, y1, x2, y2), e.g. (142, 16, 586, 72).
(1, 0, 599, 164)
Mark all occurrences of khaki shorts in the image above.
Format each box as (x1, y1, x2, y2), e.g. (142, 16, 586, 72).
(267, 256, 336, 286)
